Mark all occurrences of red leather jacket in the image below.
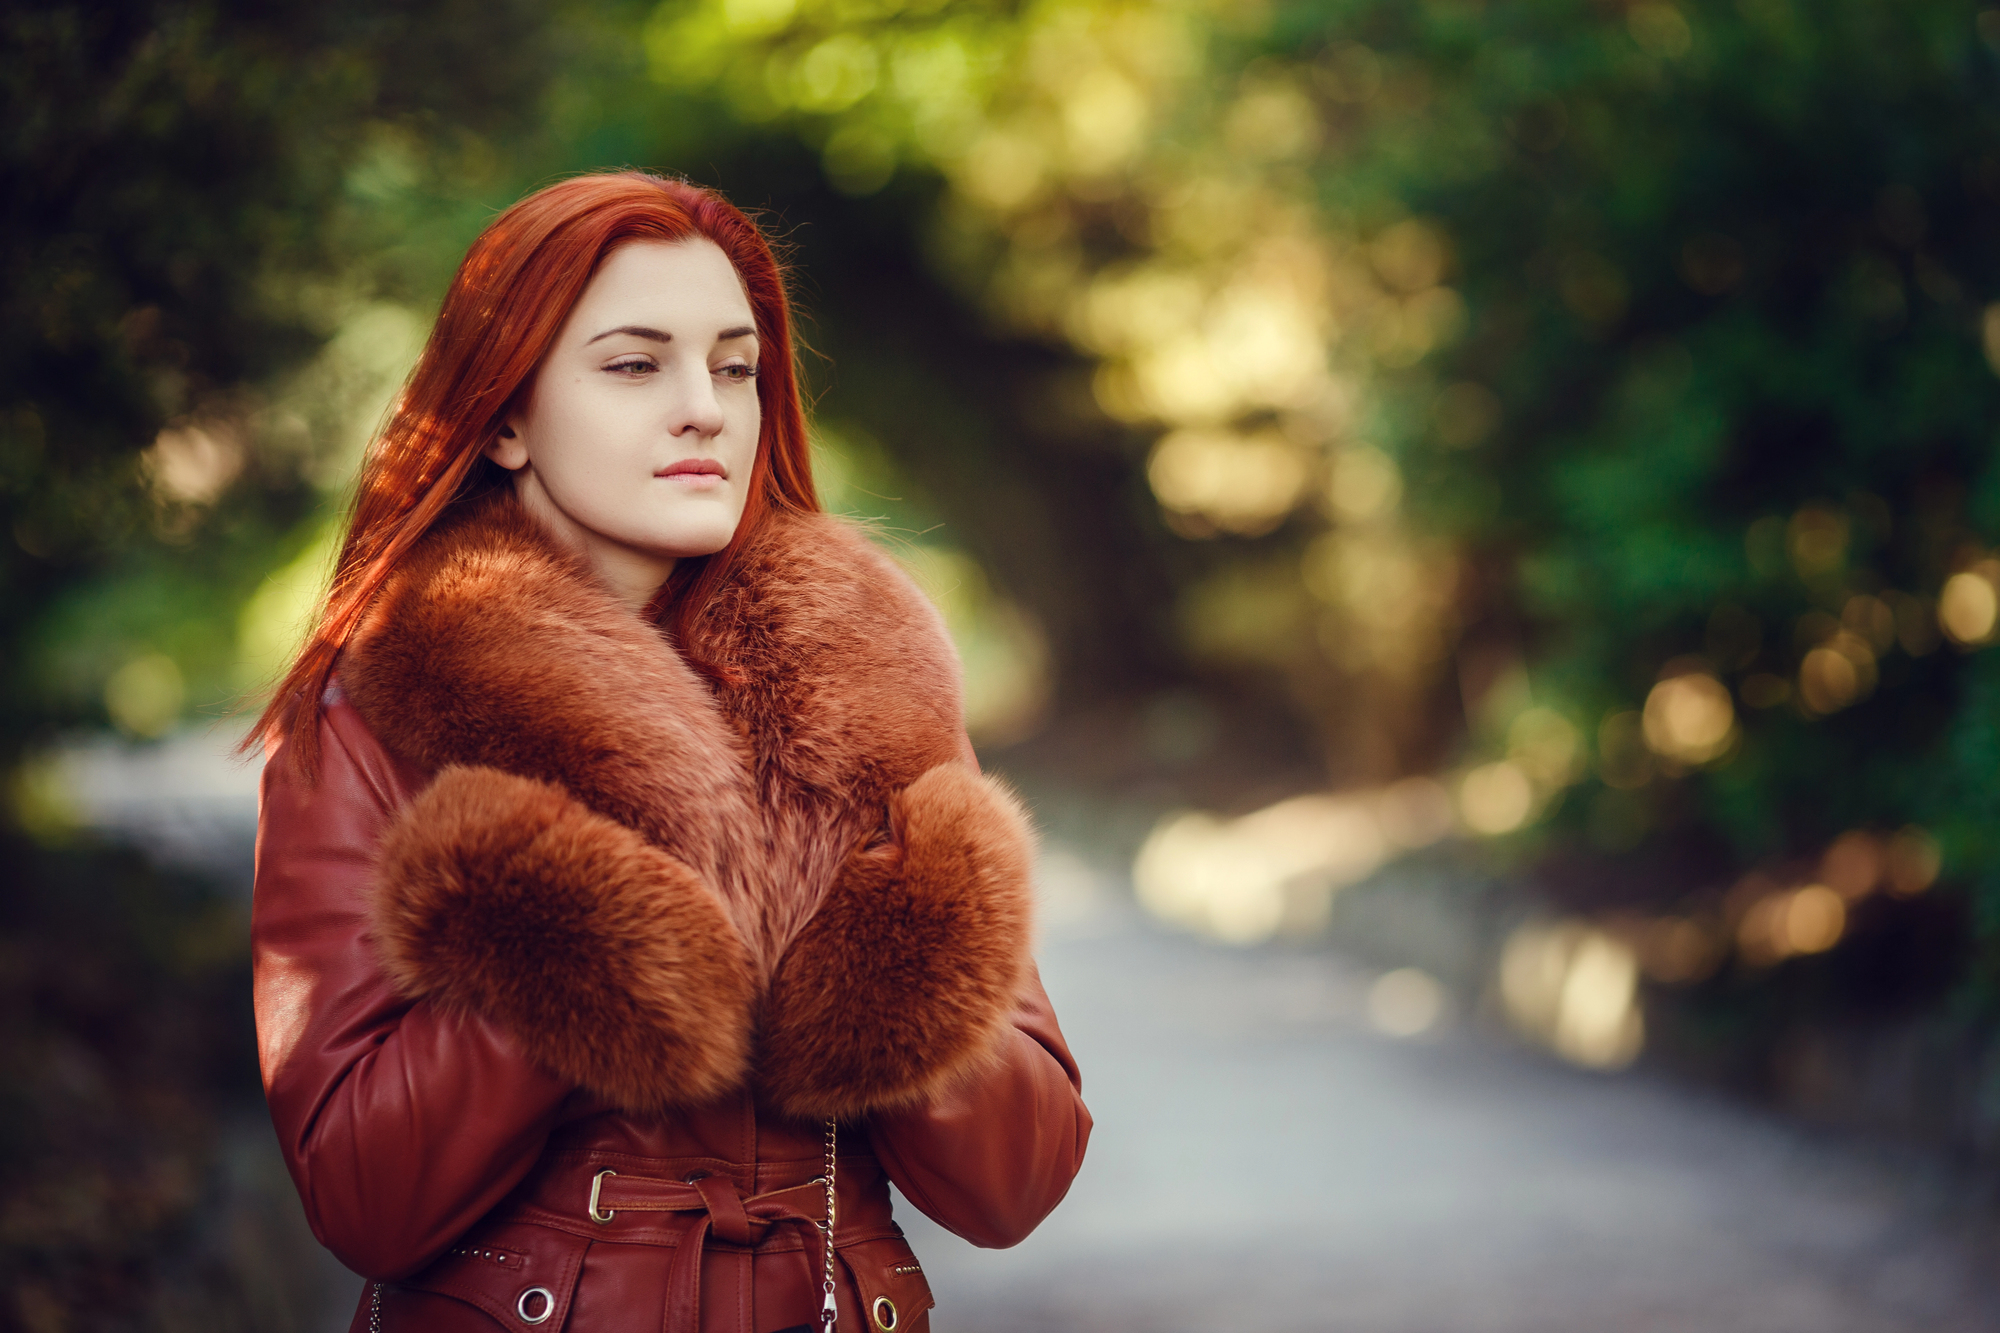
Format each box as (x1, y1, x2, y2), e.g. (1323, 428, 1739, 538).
(251, 501, 1090, 1333)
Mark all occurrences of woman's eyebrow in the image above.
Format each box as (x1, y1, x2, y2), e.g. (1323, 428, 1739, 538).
(583, 324, 758, 345)
(587, 325, 670, 345)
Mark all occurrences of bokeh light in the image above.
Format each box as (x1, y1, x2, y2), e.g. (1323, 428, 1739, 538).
(1819, 831, 1884, 900)
(1938, 567, 2000, 646)
(1133, 794, 1386, 944)
(1147, 428, 1312, 536)
(1366, 968, 1446, 1038)
(1500, 921, 1645, 1070)
(1642, 671, 1736, 765)
(1737, 884, 1847, 965)
(142, 425, 244, 507)
(1459, 760, 1534, 835)
(1797, 632, 1878, 715)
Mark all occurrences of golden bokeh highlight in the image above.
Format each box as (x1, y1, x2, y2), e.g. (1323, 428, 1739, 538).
(1797, 631, 1878, 715)
(1500, 920, 1645, 1070)
(1938, 564, 2000, 646)
(1133, 793, 1387, 945)
(1641, 672, 1735, 765)
(1738, 885, 1846, 964)
(1146, 428, 1312, 536)
(1819, 830, 1884, 899)
(143, 423, 245, 506)
(1460, 760, 1534, 835)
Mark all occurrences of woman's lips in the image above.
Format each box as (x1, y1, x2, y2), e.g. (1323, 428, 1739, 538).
(657, 458, 727, 487)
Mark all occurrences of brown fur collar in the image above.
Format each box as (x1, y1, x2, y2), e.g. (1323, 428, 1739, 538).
(342, 494, 1033, 1120)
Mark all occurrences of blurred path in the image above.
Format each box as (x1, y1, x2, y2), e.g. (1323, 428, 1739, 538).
(899, 874, 2000, 1333)
(55, 725, 262, 891)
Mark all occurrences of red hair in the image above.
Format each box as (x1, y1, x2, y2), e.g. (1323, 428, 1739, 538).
(250, 171, 820, 772)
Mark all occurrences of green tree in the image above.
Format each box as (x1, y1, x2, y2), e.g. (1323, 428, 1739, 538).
(1286, 0, 2000, 995)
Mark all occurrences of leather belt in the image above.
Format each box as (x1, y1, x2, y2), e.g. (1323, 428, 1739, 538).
(588, 1169, 827, 1333)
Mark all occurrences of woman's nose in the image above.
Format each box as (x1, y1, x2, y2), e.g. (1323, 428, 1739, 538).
(668, 366, 727, 439)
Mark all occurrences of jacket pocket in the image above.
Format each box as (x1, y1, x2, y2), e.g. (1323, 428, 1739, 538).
(838, 1234, 935, 1333)
(397, 1222, 590, 1331)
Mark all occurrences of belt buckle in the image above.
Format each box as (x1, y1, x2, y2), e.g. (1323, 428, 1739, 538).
(588, 1168, 618, 1225)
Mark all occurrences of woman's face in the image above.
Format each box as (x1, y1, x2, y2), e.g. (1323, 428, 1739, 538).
(488, 238, 762, 607)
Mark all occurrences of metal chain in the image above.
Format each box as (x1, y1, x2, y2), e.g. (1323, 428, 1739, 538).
(369, 1281, 383, 1333)
(818, 1117, 838, 1333)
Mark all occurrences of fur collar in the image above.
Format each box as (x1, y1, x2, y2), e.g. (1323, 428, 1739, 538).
(342, 494, 1032, 1119)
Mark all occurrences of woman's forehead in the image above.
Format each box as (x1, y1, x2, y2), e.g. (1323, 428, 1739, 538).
(569, 239, 754, 335)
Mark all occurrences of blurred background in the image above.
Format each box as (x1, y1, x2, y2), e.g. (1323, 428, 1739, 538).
(9, 0, 2000, 1327)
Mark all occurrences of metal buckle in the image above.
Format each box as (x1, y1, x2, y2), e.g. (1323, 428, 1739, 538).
(517, 1286, 555, 1325)
(871, 1296, 898, 1331)
(588, 1168, 617, 1224)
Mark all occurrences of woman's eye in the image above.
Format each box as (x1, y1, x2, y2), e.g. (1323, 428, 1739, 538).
(716, 364, 759, 381)
(606, 358, 656, 376)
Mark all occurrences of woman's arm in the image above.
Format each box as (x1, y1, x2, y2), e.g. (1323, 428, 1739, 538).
(867, 965, 1090, 1248)
(252, 695, 574, 1279)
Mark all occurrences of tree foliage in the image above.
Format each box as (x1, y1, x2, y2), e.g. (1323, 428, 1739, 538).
(1286, 0, 2000, 999)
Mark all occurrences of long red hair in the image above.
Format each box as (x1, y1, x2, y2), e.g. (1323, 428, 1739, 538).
(250, 171, 820, 772)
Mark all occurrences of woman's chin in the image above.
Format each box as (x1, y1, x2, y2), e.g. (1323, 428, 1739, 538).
(639, 510, 747, 561)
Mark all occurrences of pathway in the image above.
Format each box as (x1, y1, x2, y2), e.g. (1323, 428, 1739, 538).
(898, 885, 1999, 1333)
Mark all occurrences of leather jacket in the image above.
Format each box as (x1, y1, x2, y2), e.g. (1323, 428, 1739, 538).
(251, 498, 1090, 1333)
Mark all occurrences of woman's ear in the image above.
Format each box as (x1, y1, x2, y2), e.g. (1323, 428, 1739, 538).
(486, 420, 529, 471)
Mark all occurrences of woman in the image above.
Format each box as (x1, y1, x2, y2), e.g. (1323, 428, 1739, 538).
(250, 171, 1090, 1333)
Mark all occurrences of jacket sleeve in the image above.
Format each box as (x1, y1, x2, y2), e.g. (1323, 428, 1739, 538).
(252, 695, 574, 1279)
(866, 964, 1090, 1248)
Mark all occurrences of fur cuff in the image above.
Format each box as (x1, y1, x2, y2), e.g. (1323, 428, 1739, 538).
(757, 764, 1035, 1120)
(371, 765, 755, 1114)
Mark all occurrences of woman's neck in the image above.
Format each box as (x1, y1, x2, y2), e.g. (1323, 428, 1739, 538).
(512, 471, 676, 613)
